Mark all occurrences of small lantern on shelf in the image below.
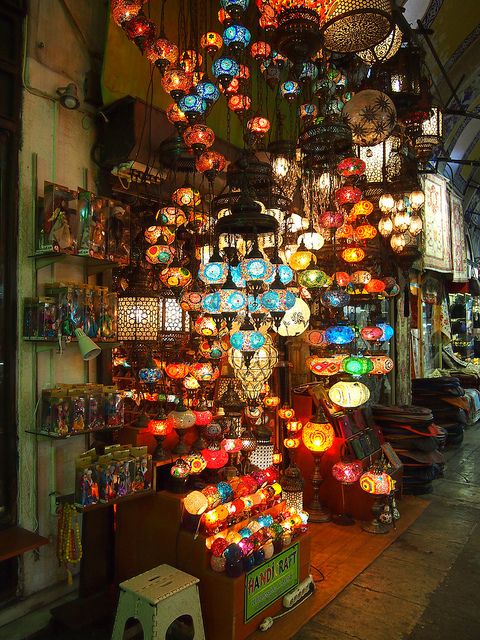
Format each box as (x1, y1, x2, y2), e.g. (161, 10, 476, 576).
(360, 464, 395, 534)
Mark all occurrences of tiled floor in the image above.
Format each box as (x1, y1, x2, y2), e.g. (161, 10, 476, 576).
(294, 422, 480, 640)
(2, 424, 480, 640)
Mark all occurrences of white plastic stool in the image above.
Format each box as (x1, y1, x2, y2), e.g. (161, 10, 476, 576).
(111, 564, 205, 640)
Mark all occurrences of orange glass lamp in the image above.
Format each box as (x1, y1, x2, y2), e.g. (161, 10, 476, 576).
(302, 408, 335, 522)
(360, 465, 395, 534)
(278, 404, 295, 420)
(148, 409, 173, 461)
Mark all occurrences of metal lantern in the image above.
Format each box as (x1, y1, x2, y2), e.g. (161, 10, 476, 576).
(117, 271, 160, 342)
(356, 25, 402, 65)
(415, 106, 443, 160)
(321, 0, 392, 54)
(343, 90, 397, 147)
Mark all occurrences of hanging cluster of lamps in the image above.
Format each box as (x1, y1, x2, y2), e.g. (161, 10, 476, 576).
(110, 0, 442, 485)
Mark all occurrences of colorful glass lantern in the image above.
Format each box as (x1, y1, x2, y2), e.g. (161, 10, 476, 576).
(390, 233, 407, 254)
(195, 315, 219, 337)
(183, 124, 215, 154)
(124, 14, 156, 49)
(302, 414, 335, 453)
(189, 361, 220, 382)
(303, 329, 326, 347)
(336, 224, 354, 240)
(212, 57, 240, 89)
(195, 150, 227, 179)
(341, 247, 366, 263)
(332, 460, 363, 484)
(179, 49, 202, 73)
(278, 405, 295, 420)
(199, 338, 224, 360)
(111, 0, 142, 26)
(264, 395, 280, 408)
(157, 206, 187, 227)
(355, 224, 377, 240)
(352, 200, 374, 217)
(195, 81, 221, 104)
(144, 226, 163, 245)
(183, 375, 200, 390)
(194, 407, 214, 426)
(325, 325, 355, 345)
(343, 90, 397, 146)
(378, 215, 394, 237)
(147, 37, 179, 71)
(298, 268, 328, 289)
(328, 381, 370, 408)
(342, 356, 374, 376)
(168, 403, 196, 455)
(170, 458, 190, 478)
(166, 102, 188, 131)
(280, 81, 300, 101)
(298, 231, 324, 251)
(221, 0, 250, 17)
(276, 297, 310, 337)
(376, 323, 394, 341)
(230, 328, 266, 352)
(360, 326, 383, 342)
(284, 437, 300, 449)
(288, 242, 315, 271)
(159, 262, 192, 289)
(260, 288, 296, 312)
(297, 62, 318, 82)
(165, 362, 189, 379)
(199, 255, 229, 286)
(337, 156, 366, 178)
(360, 469, 394, 495)
(368, 355, 394, 375)
(228, 94, 252, 114)
(240, 243, 273, 287)
(251, 41, 271, 60)
(351, 270, 371, 285)
(171, 186, 201, 208)
(219, 77, 240, 95)
(365, 279, 386, 294)
(145, 244, 174, 266)
(138, 364, 163, 384)
(286, 420, 302, 434)
(321, 287, 351, 308)
(246, 116, 271, 136)
(223, 24, 251, 52)
(335, 185, 362, 207)
(307, 355, 345, 377)
(320, 210, 344, 229)
(200, 31, 223, 55)
(161, 67, 192, 101)
(299, 102, 318, 120)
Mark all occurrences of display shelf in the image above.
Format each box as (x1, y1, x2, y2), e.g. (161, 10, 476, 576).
(23, 337, 121, 353)
(78, 489, 155, 512)
(30, 252, 121, 274)
(0, 526, 49, 562)
(25, 426, 123, 439)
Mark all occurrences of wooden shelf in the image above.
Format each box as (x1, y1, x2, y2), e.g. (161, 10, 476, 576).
(77, 489, 155, 513)
(0, 526, 49, 562)
(25, 426, 123, 440)
(30, 252, 121, 274)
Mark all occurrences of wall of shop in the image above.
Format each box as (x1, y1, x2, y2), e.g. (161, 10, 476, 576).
(11, 0, 106, 611)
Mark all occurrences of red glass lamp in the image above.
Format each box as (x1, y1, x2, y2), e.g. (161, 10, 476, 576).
(123, 14, 156, 51)
(161, 67, 192, 101)
(302, 408, 335, 522)
(111, 0, 142, 26)
(148, 409, 173, 461)
(195, 151, 226, 182)
(331, 459, 363, 526)
(200, 32, 223, 55)
(228, 94, 252, 114)
(183, 124, 215, 155)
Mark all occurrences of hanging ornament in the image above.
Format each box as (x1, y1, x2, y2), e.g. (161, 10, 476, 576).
(343, 90, 397, 147)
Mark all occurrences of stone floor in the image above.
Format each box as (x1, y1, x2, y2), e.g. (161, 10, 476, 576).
(293, 422, 480, 640)
(2, 423, 480, 640)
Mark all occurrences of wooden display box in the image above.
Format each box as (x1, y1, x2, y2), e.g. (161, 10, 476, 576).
(174, 498, 312, 640)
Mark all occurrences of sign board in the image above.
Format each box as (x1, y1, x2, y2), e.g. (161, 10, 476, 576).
(244, 543, 299, 622)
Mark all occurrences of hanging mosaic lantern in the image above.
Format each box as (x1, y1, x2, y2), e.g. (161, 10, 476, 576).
(161, 67, 192, 101)
(145, 244, 174, 266)
(307, 355, 345, 377)
(198, 252, 229, 286)
(166, 102, 188, 131)
(195, 314, 219, 337)
(165, 362, 189, 380)
(325, 325, 355, 345)
(299, 102, 318, 120)
(240, 242, 274, 291)
(212, 57, 240, 89)
(335, 185, 362, 207)
(320, 210, 344, 229)
(342, 356, 374, 376)
(159, 260, 192, 289)
(189, 361, 220, 382)
(284, 437, 301, 450)
(251, 41, 271, 60)
(246, 116, 271, 142)
(280, 81, 301, 101)
(288, 242, 315, 271)
(123, 14, 156, 50)
(360, 326, 384, 342)
(376, 323, 394, 341)
(200, 32, 223, 55)
(302, 329, 326, 348)
(228, 94, 252, 114)
(275, 297, 310, 337)
(222, 24, 252, 53)
(337, 156, 366, 178)
(230, 325, 266, 352)
(111, 0, 142, 26)
(195, 81, 221, 104)
(328, 381, 370, 408)
(320, 287, 351, 308)
(183, 124, 215, 155)
(298, 268, 329, 289)
(368, 355, 394, 375)
(341, 247, 366, 263)
(171, 186, 201, 208)
(195, 151, 227, 181)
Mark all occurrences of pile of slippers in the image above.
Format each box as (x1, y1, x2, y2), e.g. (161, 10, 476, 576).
(412, 377, 467, 445)
(372, 404, 446, 495)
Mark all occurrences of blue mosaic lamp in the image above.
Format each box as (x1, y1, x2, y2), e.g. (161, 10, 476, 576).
(280, 80, 300, 101)
(202, 291, 222, 314)
(320, 287, 351, 308)
(212, 57, 240, 90)
(220, 0, 250, 18)
(240, 241, 273, 295)
(195, 80, 220, 104)
(222, 24, 251, 53)
(230, 324, 266, 352)
(325, 324, 356, 345)
(376, 323, 394, 342)
(219, 272, 247, 329)
(177, 94, 207, 123)
(297, 62, 318, 83)
(198, 246, 228, 286)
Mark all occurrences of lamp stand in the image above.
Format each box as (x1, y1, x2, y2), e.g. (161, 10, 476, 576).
(362, 495, 390, 534)
(308, 453, 331, 523)
(152, 435, 170, 461)
(173, 428, 191, 455)
(332, 484, 355, 526)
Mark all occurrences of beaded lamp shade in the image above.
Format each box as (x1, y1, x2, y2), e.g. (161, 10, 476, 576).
(250, 443, 274, 470)
(321, 0, 392, 54)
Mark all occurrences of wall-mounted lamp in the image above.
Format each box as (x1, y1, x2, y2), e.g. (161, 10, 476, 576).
(57, 83, 80, 110)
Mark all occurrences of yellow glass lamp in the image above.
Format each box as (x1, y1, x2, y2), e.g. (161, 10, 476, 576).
(328, 380, 370, 408)
(302, 408, 335, 522)
(288, 239, 316, 271)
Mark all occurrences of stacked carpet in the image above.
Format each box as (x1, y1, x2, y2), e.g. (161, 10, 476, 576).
(372, 405, 445, 495)
(412, 377, 467, 445)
